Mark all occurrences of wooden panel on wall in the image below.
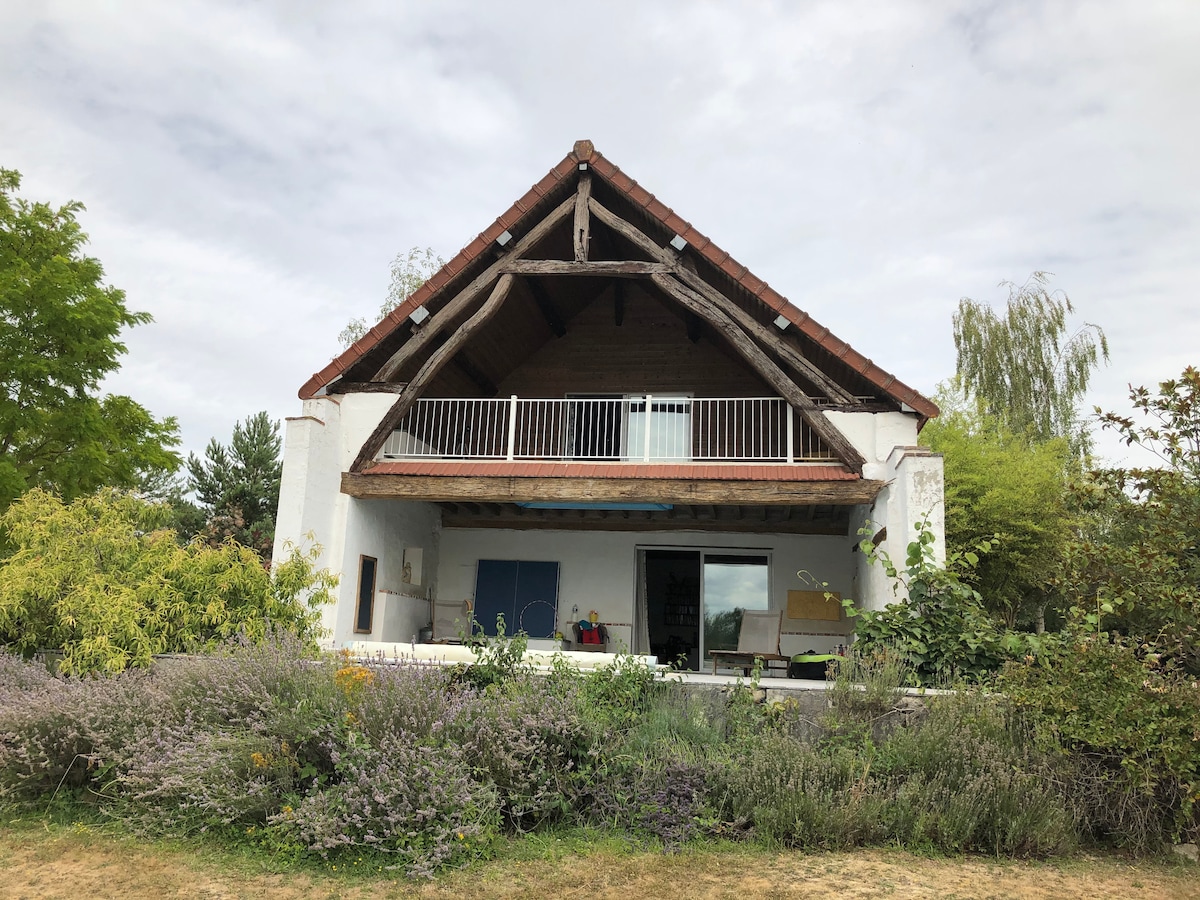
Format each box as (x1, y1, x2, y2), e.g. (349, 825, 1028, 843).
(787, 590, 842, 622)
(498, 283, 773, 398)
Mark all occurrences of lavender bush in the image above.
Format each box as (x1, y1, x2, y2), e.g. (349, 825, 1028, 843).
(0, 650, 163, 801)
(276, 732, 499, 878)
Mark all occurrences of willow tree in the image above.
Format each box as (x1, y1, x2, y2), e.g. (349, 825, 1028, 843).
(338, 246, 444, 348)
(953, 272, 1109, 459)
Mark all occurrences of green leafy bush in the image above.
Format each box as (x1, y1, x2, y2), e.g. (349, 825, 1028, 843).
(999, 634, 1200, 847)
(0, 488, 336, 673)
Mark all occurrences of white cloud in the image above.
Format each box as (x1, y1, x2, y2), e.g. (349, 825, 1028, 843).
(0, 0, 1196, 469)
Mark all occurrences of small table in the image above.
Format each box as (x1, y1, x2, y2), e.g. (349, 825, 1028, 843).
(708, 651, 789, 677)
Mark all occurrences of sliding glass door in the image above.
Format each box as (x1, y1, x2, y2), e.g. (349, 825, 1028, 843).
(639, 549, 770, 669)
(702, 554, 770, 655)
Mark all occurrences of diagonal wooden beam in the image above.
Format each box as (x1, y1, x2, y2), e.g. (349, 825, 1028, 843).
(352, 275, 516, 472)
(372, 193, 576, 383)
(649, 272, 866, 473)
(588, 197, 859, 405)
(573, 170, 592, 261)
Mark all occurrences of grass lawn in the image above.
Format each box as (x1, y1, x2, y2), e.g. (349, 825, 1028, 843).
(1, 816, 1197, 900)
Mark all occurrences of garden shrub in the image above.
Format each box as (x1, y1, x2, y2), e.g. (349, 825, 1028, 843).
(450, 673, 591, 828)
(114, 725, 306, 833)
(345, 659, 466, 745)
(2, 625, 1191, 875)
(275, 733, 500, 878)
(999, 634, 1200, 847)
(0, 650, 163, 801)
(0, 488, 336, 674)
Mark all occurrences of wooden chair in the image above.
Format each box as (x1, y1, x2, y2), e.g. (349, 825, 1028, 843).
(708, 609, 788, 676)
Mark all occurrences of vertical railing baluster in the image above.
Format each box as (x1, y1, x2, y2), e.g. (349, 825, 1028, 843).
(506, 395, 517, 461)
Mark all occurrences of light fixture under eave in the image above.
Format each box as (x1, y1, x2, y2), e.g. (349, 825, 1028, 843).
(516, 502, 673, 511)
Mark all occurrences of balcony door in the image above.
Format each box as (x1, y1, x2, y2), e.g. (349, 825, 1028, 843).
(564, 395, 623, 460)
(564, 393, 691, 462)
(624, 395, 691, 461)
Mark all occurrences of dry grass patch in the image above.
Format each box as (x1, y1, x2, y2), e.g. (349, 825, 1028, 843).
(1, 824, 1196, 900)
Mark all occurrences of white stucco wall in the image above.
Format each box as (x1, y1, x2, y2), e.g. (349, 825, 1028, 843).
(435, 527, 857, 656)
(273, 394, 444, 646)
(274, 396, 945, 647)
(828, 411, 945, 612)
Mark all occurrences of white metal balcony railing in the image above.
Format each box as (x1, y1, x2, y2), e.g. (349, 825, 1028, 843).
(380, 397, 839, 464)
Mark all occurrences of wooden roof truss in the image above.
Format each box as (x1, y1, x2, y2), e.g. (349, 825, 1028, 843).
(351, 168, 869, 475)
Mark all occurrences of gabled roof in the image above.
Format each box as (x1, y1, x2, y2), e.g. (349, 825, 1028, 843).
(300, 141, 939, 422)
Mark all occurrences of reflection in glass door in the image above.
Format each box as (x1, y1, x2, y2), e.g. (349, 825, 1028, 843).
(702, 554, 770, 657)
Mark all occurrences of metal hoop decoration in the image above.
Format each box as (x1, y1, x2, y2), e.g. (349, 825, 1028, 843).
(517, 599, 556, 637)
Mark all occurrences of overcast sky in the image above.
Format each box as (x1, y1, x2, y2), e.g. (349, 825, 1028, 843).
(2, 1, 1196, 467)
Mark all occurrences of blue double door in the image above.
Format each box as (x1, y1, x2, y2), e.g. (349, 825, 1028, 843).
(473, 560, 560, 638)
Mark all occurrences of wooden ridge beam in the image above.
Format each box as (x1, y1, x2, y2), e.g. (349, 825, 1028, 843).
(341, 471, 885, 506)
(649, 273, 866, 473)
(351, 274, 516, 472)
(497, 259, 670, 276)
(587, 197, 859, 405)
(573, 170, 592, 262)
(372, 193, 576, 383)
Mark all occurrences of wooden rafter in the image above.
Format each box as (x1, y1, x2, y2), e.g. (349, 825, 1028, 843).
(371, 193, 576, 383)
(351, 274, 516, 472)
(649, 272, 866, 473)
(588, 197, 859, 405)
(573, 170, 591, 261)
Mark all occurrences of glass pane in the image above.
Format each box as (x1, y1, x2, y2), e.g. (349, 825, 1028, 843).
(625, 398, 691, 461)
(702, 555, 769, 654)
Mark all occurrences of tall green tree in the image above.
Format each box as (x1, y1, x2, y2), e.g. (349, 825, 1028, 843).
(186, 411, 282, 560)
(922, 385, 1075, 631)
(0, 168, 180, 510)
(1064, 366, 1200, 670)
(953, 272, 1109, 459)
(338, 246, 444, 348)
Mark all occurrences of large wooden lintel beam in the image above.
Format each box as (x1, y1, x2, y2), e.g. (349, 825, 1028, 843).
(649, 273, 867, 473)
(351, 274, 516, 472)
(573, 170, 592, 262)
(497, 259, 670, 276)
(587, 197, 859, 405)
(340, 471, 885, 506)
(372, 193, 576, 382)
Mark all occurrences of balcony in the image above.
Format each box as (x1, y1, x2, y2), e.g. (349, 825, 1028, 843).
(380, 396, 838, 464)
